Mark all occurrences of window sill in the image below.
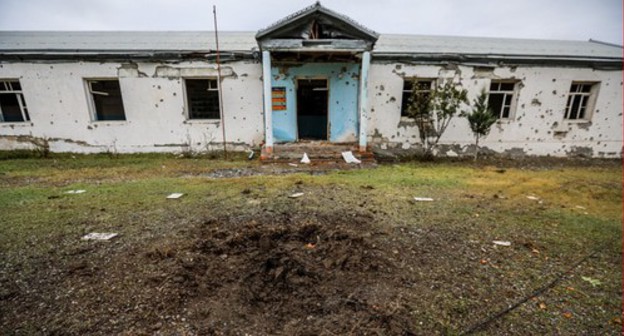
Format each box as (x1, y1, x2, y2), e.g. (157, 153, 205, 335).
(90, 120, 128, 126)
(0, 122, 33, 127)
(184, 119, 221, 124)
(564, 119, 592, 124)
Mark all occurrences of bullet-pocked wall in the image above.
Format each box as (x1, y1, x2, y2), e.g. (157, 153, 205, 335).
(271, 62, 360, 143)
(366, 62, 623, 158)
(0, 61, 264, 153)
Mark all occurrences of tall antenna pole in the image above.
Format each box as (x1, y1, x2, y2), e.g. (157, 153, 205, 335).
(213, 5, 227, 159)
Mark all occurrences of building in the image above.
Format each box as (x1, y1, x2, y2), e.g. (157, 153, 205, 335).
(0, 3, 622, 158)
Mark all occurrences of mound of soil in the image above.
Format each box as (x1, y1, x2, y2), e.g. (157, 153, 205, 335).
(174, 213, 417, 335)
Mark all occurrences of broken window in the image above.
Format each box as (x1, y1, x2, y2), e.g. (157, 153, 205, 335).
(0, 80, 30, 122)
(87, 80, 126, 121)
(185, 79, 220, 119)
(401, 79, 434, 117)
(488, 81, 517, 119)
(565, 82, 599, 121)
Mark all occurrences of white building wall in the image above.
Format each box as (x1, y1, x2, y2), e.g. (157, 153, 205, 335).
(367, 62, 623, 158)
(0, 60, 264, 153)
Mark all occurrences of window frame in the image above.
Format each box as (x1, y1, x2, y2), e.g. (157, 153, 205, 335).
(564, 81, 600, 122)
(487, 80, 520, 121)
(183, 77, 221, 121)
(400, 78, 436, 118)
(85, 78, 127, 122)
(0, 80, 30, 123)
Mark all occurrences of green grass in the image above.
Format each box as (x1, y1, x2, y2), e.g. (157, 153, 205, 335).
(0, 154, 621, 334)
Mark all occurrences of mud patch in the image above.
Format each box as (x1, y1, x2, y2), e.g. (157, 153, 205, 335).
(177, 213, 416, 334)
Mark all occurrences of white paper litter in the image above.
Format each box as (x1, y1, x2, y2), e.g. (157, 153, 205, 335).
(301, 153, 311, 164)
(526, 196, 540, 201)
(493, 240, 511, 246)
(575, 205, 586, 209)
(289, 192, 305, 198)
(288, 163, 299, 167)
(166, 193, 184, 199)
(82, 233, 118, 241)
(413, 197, 434, 202)
(65, 190, 86, 194)
(341, 151, 361, 164)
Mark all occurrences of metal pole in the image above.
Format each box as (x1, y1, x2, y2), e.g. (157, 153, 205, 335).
(213, 5, 227, 159)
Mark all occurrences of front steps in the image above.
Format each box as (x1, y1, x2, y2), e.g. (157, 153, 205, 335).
(260, 141, 375, 164)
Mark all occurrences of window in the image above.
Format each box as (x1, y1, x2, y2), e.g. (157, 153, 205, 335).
(87, 80, 126, 121)
(185, 79, 220, 119)
(488, 81, 517, 119)
(401, 79, 434, 117)
(565, 82, 599, 121)
(0, 80, 29, 122)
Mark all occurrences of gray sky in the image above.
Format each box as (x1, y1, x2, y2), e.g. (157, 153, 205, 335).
(0, 0, 621, 44)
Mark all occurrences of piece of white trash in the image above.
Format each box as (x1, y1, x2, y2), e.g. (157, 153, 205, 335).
(493, 240, 512, 246)
(301, 153, 311, 164)
(288, 163, 298, 167)
(413, 197, 434, 202)
(526, 196, 540, 201)
(166, 193, 184, 199)
(82, 233, 118, 241)
(289, 192, 305, 198)
(65, 190, 86, 194)
(341, 151, 361, 164)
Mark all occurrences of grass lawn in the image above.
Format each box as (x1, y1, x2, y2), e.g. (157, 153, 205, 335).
(0, 153, 621, 335)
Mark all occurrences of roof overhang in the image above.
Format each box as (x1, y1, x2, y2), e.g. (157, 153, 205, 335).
(255, 2, 379, 53)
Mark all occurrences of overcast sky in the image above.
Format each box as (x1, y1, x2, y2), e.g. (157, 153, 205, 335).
(0, 0, 621, 44)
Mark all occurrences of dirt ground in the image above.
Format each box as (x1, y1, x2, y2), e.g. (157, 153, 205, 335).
(0, 155, 621, 335)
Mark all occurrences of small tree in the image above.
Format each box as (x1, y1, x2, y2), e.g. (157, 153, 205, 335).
(407, 80, 469, 159)
(465, 89, 498, 161)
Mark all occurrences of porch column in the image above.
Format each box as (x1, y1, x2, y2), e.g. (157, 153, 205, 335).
(262, 50, 273, 155)
(358, 51, 371, 153)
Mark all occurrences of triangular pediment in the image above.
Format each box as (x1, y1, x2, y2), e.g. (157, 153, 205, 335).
(256, 2, 379, 51)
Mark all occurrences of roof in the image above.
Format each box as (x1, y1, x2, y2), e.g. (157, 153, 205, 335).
(0, 31, 621, 65)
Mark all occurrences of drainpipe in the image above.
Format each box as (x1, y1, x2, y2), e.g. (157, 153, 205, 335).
(358, 51, 371, 153)
(261, 50, 273, 158)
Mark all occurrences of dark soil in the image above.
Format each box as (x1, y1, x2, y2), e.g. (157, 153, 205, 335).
(1, 212, 421, 335)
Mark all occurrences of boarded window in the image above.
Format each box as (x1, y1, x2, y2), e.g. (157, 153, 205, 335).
(488, 81, 517, 119)
(401, 79, 434, 117)
(0, 80, 30, 122)
(88, 80, 126, 121)
(565, 82, 598, 121)
(186, 79, 220, 119)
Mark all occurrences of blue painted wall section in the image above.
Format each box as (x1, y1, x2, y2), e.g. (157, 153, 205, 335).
(271, 63, 360, 143)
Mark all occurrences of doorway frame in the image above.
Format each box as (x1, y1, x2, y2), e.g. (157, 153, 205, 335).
(295, 76, 330, 141)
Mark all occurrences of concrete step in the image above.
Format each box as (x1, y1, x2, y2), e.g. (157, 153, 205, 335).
(261, 142, 375, 164)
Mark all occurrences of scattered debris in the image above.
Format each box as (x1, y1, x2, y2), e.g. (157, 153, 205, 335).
(581, 276, 601, 287)
(166, 193, 184, 199)
(526, 196, 540, 201)
(288, 163, 299, 167)
(562, 312, 573, 319)
(493, 194, 506, 199)
(538, 302, 547, 310)
(341, 151, 361, 164)
(289, 192, 304, 198)
(304, 243, 315, 249)
(413, 197, 434, 202)
(493, 241, 511, 247)
(81, 232, 118, 241)
(575, 205, 586, 210)
(480, 259, 488, 265)
(247, 149, 255, 160)
(301, 153, 311, 164)
(65, 190, 86, 194)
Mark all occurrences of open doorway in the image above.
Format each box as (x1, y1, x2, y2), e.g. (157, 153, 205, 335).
(297, 79, 328, 140)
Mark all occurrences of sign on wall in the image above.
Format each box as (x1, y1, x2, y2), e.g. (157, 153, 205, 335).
(272, 87, 286, 111)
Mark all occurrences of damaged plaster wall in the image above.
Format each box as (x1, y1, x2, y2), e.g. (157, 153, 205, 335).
(366, 62, 623, 158)
(0, 60, 264, 153)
